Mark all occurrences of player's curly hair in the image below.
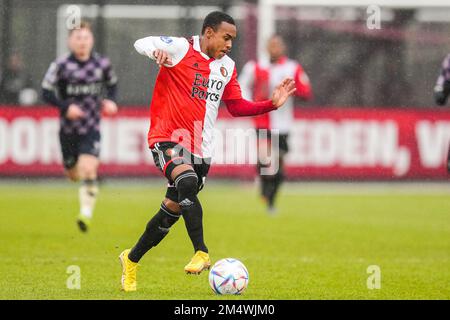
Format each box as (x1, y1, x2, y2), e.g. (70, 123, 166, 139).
(201, 11, 235, 34)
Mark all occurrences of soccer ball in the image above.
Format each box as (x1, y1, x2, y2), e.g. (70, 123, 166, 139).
(208, 258, 249, 295)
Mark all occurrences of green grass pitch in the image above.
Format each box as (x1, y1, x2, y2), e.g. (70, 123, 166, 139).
(0, 181, 449, 299)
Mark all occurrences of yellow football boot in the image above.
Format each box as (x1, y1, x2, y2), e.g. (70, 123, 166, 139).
(119, 249, 138, 292)
(184, 250, 211, 275)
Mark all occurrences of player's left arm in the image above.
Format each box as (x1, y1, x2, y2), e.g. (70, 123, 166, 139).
(294, 63, 312, 101)
(102, 57, 119, 115)
(223, 68, 296, 117)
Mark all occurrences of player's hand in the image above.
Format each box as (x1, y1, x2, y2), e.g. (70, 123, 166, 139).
(153, 49, 173, 67)
(101, 99, 118, 116)
(66, 104, 84, 120)
(271, 78, 296, 108)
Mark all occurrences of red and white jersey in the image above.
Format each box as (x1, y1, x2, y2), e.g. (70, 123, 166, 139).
(238, 56, 312, 134)
(134, 35, 242, 158)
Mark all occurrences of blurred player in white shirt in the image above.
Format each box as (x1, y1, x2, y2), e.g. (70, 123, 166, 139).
(239, 35, 313, 214)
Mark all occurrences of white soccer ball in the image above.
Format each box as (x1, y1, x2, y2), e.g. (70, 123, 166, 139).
(209, 258, 249, 295)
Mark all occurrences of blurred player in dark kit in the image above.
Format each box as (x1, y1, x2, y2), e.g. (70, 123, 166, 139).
(434, 53, 450, 173)
(42, 21, 118, 232)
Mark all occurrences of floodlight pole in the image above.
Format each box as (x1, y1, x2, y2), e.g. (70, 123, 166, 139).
(96, 0, 106, 55)
(257, 0, 274, 61)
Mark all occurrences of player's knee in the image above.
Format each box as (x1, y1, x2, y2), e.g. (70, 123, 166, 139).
(174, 171, 198, 208)
(159, 202, 180, 230)
(78, 163, 97, 180)
(66, 169, 79, 182)
(147, 203, 180, 239)
(163, 198, 181, 214)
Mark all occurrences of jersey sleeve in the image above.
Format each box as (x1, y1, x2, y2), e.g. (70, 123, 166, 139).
(41, 61, 60, 91)
(237, 61, 255, 100)
(103, 57, 118, 87)
(294, 63, 312, 100)
(224, 98, 276, 117)
(222, 67, 243, 101)
(41, 60, 70, 113)
(435, 55, 450, 90)
(102, 57, 118, 102)
(434, 54, 450, 105)
(134, 36, 189, 67)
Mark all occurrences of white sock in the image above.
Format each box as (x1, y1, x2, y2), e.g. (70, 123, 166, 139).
(79, 180, 99, 219)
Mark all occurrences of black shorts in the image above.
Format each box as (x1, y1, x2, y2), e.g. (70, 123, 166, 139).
(278, 134, 289, 154)
(256, 129, 289, 155)
(59, 130, 100, 169)
(151, 142, 211, 202)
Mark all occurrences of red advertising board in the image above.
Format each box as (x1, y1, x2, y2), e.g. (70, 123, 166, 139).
(1, 106, 450, 179)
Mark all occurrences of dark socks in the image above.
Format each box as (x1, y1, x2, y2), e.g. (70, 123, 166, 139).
(176, 171, 208, 253)
(181, 196, 208, 253)
(128, 203, 180, 263)
(129, 169, 208, 261)
(261, 171, 284, 208)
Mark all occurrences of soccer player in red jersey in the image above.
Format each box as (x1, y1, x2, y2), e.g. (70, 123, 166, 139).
(119, 11, 296, 292)
(239, 35, 312, 214)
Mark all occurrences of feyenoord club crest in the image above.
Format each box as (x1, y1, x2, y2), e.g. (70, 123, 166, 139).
(164, 147, 180, 157)
(220, 66, 228, 77)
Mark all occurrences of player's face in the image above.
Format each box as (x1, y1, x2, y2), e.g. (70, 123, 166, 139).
(267, 36, 286, 62)
(69, 28, 94, 59)
(207, 22, 237, 59)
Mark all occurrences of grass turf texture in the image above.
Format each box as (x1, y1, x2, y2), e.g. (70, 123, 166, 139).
(0, 182, 449, 299)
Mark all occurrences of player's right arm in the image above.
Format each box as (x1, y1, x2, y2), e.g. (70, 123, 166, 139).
(134, 36, 189, 67)
(41, 61, 84, 120)
(434, 54, 450, 106)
